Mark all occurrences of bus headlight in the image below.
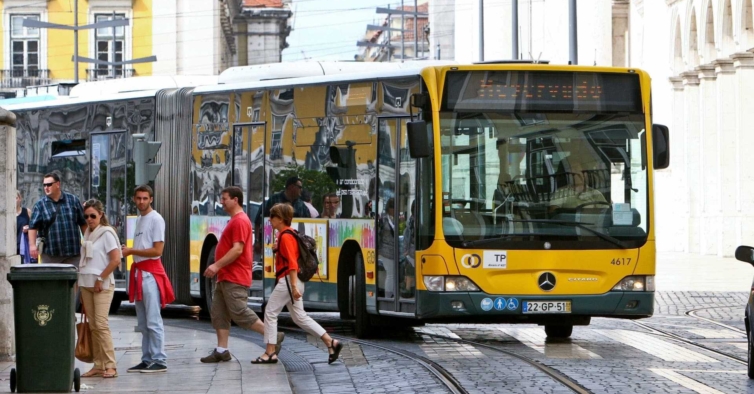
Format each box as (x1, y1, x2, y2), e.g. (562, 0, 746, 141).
(612, 275, 655, 292)
(423, 276, 444, 291)
(423, 276, 480, 292)
(445, 276, 480, 292)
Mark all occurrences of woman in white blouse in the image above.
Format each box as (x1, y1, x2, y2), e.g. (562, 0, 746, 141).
(79, 199, 122, 379)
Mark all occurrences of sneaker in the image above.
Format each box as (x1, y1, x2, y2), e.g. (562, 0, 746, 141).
(127, 362, 149, 373)
(140, 363, 167, 373)
(200, 349, 231, 363)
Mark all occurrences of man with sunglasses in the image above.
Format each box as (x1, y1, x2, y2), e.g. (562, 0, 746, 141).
(28, 172, 87, 266)
(262, 176, 311, 219)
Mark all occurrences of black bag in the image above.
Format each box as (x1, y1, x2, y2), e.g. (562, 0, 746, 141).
(280, 229, 319, 282)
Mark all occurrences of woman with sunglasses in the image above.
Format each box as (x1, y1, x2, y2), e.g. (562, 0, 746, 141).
(79, 199, 122, 379)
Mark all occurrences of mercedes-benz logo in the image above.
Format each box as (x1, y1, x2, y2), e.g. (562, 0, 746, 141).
(538, 272, 556, 291)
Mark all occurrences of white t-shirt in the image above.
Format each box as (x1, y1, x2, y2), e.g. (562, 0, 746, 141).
(78, 230, 119, 288)
(133, 210, 165, 263)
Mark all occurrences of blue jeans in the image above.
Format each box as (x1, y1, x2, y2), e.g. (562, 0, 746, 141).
(135, 272, 167, 366)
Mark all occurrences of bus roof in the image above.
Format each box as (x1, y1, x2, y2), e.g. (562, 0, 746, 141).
(197, 61, 455, 95)
(0, 75, 219, 111)
(0, 95, 58, 106)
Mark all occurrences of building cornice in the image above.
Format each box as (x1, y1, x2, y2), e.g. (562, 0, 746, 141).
(696, 64, 717, 80)
(680, 70, 700, 85)
(713, 58, 735, 74)
(669, 76, 685, 91)
(731, 52, 754, 69)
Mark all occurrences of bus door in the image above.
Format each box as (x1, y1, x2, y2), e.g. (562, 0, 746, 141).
(376, 117, 417, 314)
(90, 131, 128, 277)
(231, 122, 266, 300)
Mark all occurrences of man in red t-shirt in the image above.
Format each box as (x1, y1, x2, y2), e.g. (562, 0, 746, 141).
(200, 186, 283, 363)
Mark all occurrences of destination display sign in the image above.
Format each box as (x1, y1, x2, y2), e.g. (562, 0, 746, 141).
(442, 70, 642, 113)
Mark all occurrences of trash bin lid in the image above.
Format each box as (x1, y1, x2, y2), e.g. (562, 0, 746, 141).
(10, 264, 77, 273)
(8, 264, 78, 282)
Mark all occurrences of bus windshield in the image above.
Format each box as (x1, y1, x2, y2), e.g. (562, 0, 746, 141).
(439, 111, 648, 250)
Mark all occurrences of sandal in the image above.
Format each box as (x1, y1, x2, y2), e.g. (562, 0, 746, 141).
(328, 339, 343, 364)
(251, 353, 278, 364)
(82, 368, 104, 378)
(103, 368, 118, 378)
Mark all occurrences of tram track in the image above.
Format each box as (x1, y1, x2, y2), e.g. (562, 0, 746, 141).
(279, 326, 469, 394)
(415, 330, 593, 394)
(630, 320, 747, 365)
(685, 308, 747, 335)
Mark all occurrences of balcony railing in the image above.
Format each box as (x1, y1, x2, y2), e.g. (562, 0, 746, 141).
(0, 69, 51, 89)
(86, 68, 135, 82)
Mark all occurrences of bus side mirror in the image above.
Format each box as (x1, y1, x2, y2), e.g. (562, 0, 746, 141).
(652, 124, 669, 170)
(407, 120, 430, 158)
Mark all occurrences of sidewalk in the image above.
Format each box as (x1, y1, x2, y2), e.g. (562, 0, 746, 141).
(656, 251, 754, 291)
(0, 313, 291, 393)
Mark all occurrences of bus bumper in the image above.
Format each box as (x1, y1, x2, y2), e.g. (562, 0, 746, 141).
(415, 290, 653, 323)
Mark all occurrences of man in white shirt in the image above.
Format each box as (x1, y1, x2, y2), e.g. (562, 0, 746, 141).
(122, 185, 174, 374)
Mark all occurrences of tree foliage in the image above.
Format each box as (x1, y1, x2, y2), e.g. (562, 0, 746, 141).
(270, 164, 338, 213)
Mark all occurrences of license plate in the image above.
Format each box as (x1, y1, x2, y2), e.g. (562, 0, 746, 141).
(522, 301, 571, 313)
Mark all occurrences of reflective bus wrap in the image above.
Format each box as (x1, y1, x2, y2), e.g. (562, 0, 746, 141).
(188, 63, 667, 339)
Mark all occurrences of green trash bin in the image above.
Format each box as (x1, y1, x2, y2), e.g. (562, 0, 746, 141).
(7, 264, 80, 393)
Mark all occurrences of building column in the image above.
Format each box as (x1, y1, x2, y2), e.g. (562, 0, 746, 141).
(732, 52, 754, 244)
(0, 108, 18, 361)
(680, 71, 701, 254)
(671, 71, 702, 253)
(666, 76, 687, 252)
(713, 59, 736, 257)
(697, 64, 718, 255)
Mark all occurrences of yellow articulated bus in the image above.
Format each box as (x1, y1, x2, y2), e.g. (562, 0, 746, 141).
(6, 61, 667, 335)
(189, 61, 669, 338)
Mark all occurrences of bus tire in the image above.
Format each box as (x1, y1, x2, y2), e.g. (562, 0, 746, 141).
(354, 252, 374, 338)
(340, 274, 355, 320)
(544, 324, 573, 339)
(202, 245, 218, 317)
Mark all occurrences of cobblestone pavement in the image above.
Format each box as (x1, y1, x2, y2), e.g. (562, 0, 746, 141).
(274, 290, 754, 394)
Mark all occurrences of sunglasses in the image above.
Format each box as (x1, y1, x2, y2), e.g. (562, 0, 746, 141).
(85, 214, 98, 220)
(42, 182, 57, 187)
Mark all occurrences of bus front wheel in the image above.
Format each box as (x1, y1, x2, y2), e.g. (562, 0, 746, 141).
(354, 252, 374, 338)
(544, 324, 573, 339)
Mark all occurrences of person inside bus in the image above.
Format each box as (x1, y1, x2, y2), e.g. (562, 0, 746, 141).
(377, 198, 396, 298)
(300, 189, 319, 218)
(321, 193, 340, 219)
(548, 161, 606, 212)
(255, 176, 311, 256)
(400, 200, 416, 298)
(262, 176, 311, 219)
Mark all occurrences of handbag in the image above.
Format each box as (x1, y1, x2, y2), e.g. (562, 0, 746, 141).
(75, 304, 94, 363)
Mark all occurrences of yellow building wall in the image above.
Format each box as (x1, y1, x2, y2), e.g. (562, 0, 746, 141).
(47, 0, 85, 81)
(0, 0, 152, 81)
(133, 0, 152, 77)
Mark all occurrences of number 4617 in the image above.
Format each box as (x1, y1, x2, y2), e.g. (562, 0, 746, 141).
(610, 258, 631, 266)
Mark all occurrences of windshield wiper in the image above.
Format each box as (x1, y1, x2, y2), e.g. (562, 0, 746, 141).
(460, 220, 628, 249)
(518, 219, 628, 249)
(462, 233, 536, 247)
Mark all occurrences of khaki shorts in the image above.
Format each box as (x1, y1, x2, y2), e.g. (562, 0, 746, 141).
(210, 281, 260, 330)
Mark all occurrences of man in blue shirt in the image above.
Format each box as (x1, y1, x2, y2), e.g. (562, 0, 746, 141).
(28, 172, 87, 266)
